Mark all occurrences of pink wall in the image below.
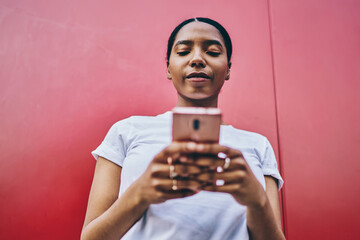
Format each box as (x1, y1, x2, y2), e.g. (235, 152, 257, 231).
(269, 1, 360, 239)
(0, 0, 359, 239)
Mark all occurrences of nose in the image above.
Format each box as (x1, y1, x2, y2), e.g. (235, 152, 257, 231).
(189, 50, 206, 68)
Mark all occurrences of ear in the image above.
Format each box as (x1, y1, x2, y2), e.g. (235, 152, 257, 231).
(225, 62, 231, 80)
(167, 66, 172, 80)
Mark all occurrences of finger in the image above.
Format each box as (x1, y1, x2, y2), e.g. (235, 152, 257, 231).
(203, 183, 243, 194)
(174, 164, 203, 177)
(191, 143, 243, 159)
(153, 178, 202, 192)
(175, 179, 202, 192)
(158, 189, 198, 201)
(153, 142, 201, 163)
(194, 154, 217, 168)
(172, 154, 202, 165)
(196, 169, 247, 184)
(195, 156, 248, 171)
(150, 163, 203, 178)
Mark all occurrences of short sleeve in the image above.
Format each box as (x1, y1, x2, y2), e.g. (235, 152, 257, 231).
(261, 138, 284, 190)
(91, 119, 132, 167)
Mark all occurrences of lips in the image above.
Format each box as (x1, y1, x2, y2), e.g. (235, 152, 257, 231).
(186, 72, 211, 79)
(186, 72, 211, 84)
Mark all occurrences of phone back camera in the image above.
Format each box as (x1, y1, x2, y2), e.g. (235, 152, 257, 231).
(193, 119, 200, 130)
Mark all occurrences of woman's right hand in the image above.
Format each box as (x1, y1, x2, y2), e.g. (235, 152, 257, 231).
(132, 142, 203, 205)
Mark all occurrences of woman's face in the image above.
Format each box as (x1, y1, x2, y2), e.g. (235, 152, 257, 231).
(167, 22, 230, 104)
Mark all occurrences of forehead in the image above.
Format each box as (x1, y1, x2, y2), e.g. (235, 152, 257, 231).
(174, 21, 225, 46)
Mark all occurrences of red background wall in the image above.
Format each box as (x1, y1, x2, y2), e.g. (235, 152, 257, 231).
(269, 1, 360, 239)
(0, 0, 359, 239)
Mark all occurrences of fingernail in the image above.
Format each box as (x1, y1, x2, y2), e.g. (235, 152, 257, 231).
(218, 152, 226, 159)
(216, 179, 225, 186)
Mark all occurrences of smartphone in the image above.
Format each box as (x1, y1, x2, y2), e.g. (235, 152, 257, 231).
(172, 107, 222, 143)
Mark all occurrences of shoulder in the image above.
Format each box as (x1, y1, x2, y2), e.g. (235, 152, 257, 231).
(111, 111, 171, 129)
(221, 125, 273, 164)
(106, 112, 172, 141)
(222, 125, 268, 147)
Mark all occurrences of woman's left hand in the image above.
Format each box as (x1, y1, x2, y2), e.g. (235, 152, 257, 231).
(186, 142, 268, 208)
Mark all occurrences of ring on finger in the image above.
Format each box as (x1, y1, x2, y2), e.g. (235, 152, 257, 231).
(169, 164, 178, 179)
(223, 157, 231, 170)
(172, 179, 178, 191)
(167, 156, 173, 165)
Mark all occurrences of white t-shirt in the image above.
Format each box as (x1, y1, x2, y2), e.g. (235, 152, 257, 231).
(92, 111, 283, 240)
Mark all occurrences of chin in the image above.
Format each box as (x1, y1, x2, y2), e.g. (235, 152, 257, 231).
(182, 92, 219, 102)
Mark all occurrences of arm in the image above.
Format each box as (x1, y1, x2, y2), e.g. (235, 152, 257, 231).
(246, 176, 285, 240)
(81, 143, 203, 240)
(81, 157, 149, 240)
(188, 143, 285, 240)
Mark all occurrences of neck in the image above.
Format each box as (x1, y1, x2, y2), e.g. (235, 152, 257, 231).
(176, 94, 219, 108)
(174, 94, 228, 125)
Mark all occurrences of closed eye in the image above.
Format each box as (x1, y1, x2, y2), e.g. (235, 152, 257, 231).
(177, 51, 190, 56)
(207, 51, 221, 57)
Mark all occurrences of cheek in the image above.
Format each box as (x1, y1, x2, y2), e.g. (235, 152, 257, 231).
(168, 61, 182, 76)
(212, 57, 228, 72)
(214, 64, 228, 78)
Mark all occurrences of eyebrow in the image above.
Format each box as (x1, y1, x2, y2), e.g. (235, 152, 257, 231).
(174, 39, 223, 48)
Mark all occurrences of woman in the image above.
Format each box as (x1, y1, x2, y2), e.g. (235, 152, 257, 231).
(81, 17, 285, 240)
